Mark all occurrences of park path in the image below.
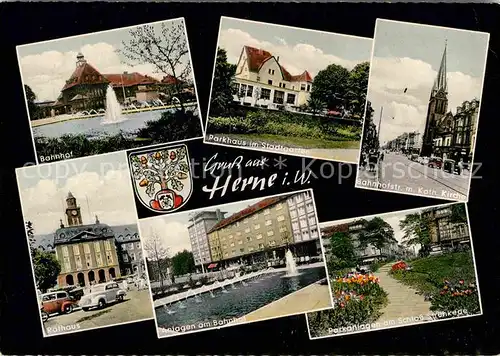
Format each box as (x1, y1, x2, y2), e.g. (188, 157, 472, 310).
(373, 264, 432, 326)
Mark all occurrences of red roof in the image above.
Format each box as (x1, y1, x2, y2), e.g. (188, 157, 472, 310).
(243, 45, 313, 83)
(321, 223, 350, 237)
(104, 72, 159, 88)
(208, 195, 291, 234)
(161, 74, 182, 85)
(62, 62, 108, 91)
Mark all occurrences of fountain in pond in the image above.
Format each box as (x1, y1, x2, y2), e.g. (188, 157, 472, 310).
(101, 85, 126, 125)
(177, 300, 186, 309)
(283, 249, 300, 277)
(163, 303, 176, 314)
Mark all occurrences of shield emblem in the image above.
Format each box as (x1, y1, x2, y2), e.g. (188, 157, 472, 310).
(128, 144, 192, 213)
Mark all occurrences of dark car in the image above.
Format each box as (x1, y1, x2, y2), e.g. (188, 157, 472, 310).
(428, 157, 443, 169)
(443, 159, 462, 174)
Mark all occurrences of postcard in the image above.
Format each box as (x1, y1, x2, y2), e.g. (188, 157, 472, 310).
(138, 189, 333, 338)
(204, 17, 372, 163)
(306, 203, 481, 339)
(16, 152, 153, 336)
(17, 17, 203, 165)
(355, 19, 489, 202)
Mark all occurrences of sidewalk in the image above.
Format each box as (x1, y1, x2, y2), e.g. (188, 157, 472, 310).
(242, 282, 332, 322)
(373, 264, 432, 326)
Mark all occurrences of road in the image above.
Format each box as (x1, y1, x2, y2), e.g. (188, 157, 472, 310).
(307, 148, 359, 163)
(43, 290, 153, 335)
(356, 152, 470, 201)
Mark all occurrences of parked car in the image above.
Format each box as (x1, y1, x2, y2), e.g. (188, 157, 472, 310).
(409, 154, 419, 162)
(40, 306, 49, 322)
(78, 282, 126, 311)
(443, 159, 462, 174)
(40, 291, 78, 315)
(418, 156, 430, 165)
(428, 157, 443, 169)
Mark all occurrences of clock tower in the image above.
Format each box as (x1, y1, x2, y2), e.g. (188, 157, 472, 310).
(65, 191, 83, 226)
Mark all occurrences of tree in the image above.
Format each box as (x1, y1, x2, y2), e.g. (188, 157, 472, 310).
(306, 96, 326, 117)
(143, 231, 170, 288)
(399, 212, 433, 257)
(24, 85, 40, 120)
(310, 64, 350, 110)
(120, 20, 192, 112)
(361, 100, 379, 154)
(358, 217, 395, 251)
(33, 249, 61, 293)
(329, 232, 356, 265)
(171, 250, 195, 276)
(345, 62, 370, 119)
(25, 220, 36, 256)
(450, 203, 467, 224)
(210, 47, 237, 115)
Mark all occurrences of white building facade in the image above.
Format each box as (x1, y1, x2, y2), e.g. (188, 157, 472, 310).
(188, 210, 225, 271)
(286, 191, 319, 243)
(233, 46, 313, 111)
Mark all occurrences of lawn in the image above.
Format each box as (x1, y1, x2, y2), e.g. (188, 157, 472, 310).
(390, 251, 477, 295)
(210, 133, 360, 150)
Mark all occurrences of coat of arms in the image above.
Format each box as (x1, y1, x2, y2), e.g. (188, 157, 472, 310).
(129, 144, 192, 213)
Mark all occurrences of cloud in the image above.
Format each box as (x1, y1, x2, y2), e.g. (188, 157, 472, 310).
(19, 166, 137, 235)
(218, 28, 362, 79)
(368, 56, 483, 144)
(139, 217, 192, 257)
(19, 37, 192, 102)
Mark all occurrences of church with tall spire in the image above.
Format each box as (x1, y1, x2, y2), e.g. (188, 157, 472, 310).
(420, 41, 479, 162)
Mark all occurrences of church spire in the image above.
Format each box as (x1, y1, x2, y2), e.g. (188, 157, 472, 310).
(432, 40, 448, 95)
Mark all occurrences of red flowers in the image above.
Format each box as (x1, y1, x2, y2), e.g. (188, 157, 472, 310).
(391, 261, 408, 271)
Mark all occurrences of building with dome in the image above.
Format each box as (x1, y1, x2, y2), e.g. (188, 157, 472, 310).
(53, 192, 122, 287)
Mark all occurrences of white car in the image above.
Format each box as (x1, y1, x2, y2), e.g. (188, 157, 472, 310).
(418, 156, 430, 165)
(79, 282, 126, 311)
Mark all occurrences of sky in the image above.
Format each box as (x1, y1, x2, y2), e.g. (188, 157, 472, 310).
(139, 196, 275, 258)
(367, 19, 489, 145)
(217, 17, 373, 80)
(17, 151, 138, 235)
(17, 18, 190, 102)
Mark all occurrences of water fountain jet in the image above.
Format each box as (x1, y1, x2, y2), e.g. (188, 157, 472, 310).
(101, 85, 127, 125)
(283, 249, 300, 277)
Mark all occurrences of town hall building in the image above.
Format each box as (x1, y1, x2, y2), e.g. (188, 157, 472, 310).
(53, 192, 122, 287)
(232, 46, 313, 111)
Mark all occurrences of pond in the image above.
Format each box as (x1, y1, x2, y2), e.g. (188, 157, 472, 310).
(156, 266, 326, 332)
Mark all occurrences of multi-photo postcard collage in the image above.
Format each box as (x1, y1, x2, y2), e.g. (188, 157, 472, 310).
(5, 8, 491, 352)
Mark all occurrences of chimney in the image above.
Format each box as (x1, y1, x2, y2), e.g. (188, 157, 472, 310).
(276, 56, 280, 63)
(123, 71, 128, 75)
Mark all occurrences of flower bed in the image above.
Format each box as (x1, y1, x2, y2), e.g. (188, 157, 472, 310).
(391, 261, 408, 271)
(309, 272, 388, 333)
(431, 279, 481, 316)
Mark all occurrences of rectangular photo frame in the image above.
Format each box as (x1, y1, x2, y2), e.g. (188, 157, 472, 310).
(355, 19, 489, 202)
(17, 17, 204, 165)
(15, 151, 154, 337)
(204, 16, 373, 164)
(305, 202, 482, 339)
(137, 188, 334, 338)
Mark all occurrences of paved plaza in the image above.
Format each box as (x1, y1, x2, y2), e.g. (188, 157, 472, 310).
(43, 290, 153, 335)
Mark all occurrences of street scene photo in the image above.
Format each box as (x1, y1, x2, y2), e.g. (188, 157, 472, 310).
(204, 17, 372, 163)
(306, 203, 481, 339)
(139, 190, 332, 338)
(17, 18, 203, 164)
(356, 19, 489, 201)
(16, 152, 153, 337)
